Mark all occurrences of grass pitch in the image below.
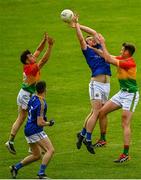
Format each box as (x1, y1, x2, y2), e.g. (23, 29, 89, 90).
(0, 0, 141, 178)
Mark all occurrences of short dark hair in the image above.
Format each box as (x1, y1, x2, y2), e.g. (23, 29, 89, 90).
(122, 42, 135, 56)
(20, 50, 31, 64)
(36, 81, 46, 94)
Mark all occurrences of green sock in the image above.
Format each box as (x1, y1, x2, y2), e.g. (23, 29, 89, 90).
(100, 132, 106, 141)
(123, 145, 129, 155)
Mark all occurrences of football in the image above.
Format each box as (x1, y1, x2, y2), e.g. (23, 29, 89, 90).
(60, 9, 74, 23)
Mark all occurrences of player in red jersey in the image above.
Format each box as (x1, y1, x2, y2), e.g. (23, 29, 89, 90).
(6, 33, 54, 154)
(96, 34, 139, 163)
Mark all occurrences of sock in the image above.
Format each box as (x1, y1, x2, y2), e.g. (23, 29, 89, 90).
(100, 132, 106, 141)
(9, 134, 15, 142)
(38, 164, 47, 175)
(15, 162, 23, 170)
(123, 145, 129, 155)
(86, 132, 92, 141)
(80, 128, 86, 136)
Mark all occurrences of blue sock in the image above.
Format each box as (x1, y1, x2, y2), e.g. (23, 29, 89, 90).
(86, 132, 92, 141)
(15, 162, 23, 170)
(38, 164, 47, 175)
(80, 128, 86, 136)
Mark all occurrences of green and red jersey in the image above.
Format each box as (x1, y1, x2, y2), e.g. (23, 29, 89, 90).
(116, 56, 138, 93)
(22, 63, 40, 93)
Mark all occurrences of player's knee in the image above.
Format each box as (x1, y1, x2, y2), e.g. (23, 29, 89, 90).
(47, 146, 55, 156)
(99, 109, 106, 119)
(44, 145, 55, 155)
(121, 121, 130, 129)
(50, 146, 55, 155)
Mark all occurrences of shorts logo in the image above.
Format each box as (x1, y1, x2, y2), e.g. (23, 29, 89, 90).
(95, 93, 99, 97)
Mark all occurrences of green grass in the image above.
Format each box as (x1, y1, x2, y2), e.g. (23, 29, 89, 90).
(0, 0, 141, 178)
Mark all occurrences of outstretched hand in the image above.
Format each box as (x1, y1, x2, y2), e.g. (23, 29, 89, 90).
(73, 13, 79, 23)
(47, 36, 55, 46)
(44, 32, 48, 40)
(43, 32, 54, 46)
(69, 13, 79, 28)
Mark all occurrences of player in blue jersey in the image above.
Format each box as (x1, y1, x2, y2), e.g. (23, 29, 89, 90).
(70, 15, 111, 154)
(10, 81, 55, 179)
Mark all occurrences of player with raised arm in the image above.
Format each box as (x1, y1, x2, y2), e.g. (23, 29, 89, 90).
(10, 81, 55, 179)
(70, 15, 111, 154)
(98, 34, 139, 162)
(6, 33, 54, 154)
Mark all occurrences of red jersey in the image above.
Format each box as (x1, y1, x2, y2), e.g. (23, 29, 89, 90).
(116, 56, 138, 92)
(22, 63, 40, 93)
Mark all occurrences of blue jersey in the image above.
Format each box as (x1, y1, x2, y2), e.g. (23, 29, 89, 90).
(24, 95, 47, 137)
(82, 46, 111, 77)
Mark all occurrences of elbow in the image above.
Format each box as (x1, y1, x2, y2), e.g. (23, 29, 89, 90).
(37, 122, 44, 127)
(93, 31, 97, 36)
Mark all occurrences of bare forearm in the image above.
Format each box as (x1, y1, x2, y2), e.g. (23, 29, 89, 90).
(75, 23, 86, 49)
(38, 45, 53, 69)
(38, 121, 50, 127)
(36, 38, 46, 52)
(44, 121, 50, 126)
(91, 47, 104, 58)
(76, 23, 84, 41)
(79, 24, 97, 36)
(101, 43, 110, 59)
(43, 45, 52, 60)
(101, 42, 117, 66)
(38, 119, 54, 127)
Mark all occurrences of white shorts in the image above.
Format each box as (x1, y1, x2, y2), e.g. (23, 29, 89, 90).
(17, 89, 32, 110)
(25, 131, 48, 144)
(110, 90, 139, 112)
(89, 80, 110, 104)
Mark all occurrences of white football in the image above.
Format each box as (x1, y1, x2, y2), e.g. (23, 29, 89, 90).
(60, 9, 74, 23)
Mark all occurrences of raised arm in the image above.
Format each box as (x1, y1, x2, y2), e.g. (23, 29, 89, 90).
(71, 16, 87, 50)
(33, 33, 47, 58)
(91, 46, 104, 58)
(79, 24, 97, 36)
(99, 34, 118, 66)
(75, 23, 87, 50)
(37, 35, 54, 69)
(79, 24, 100, 44)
